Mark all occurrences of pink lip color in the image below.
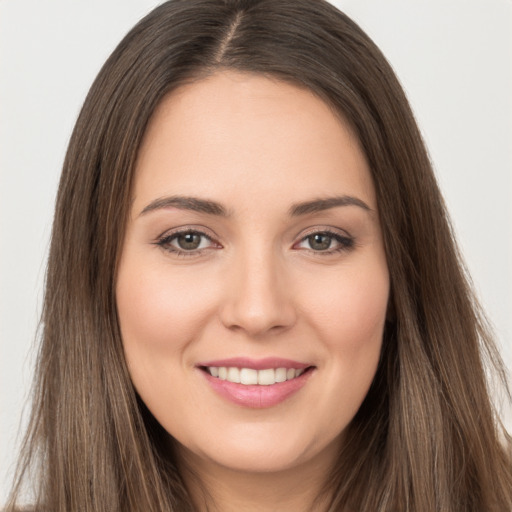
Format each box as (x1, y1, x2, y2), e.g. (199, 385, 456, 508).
(197, 357, 310, 370)
(196, 358, 314, 409)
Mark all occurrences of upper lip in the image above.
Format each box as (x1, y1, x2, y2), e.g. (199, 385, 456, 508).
(197, 357, 312, 370)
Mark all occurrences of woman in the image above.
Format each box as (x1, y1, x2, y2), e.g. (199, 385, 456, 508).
(6, 0, 511, 510)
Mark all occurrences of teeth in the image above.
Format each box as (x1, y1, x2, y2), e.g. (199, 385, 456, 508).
(227, 367, 240, 383)
(207, 366, 307, 385)
(275, 368, 287, 382)
(258, 369, 275, 385)
(240, 368, 258, 385)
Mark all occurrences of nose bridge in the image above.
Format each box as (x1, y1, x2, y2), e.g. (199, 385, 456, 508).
(220, 240, 296, 336)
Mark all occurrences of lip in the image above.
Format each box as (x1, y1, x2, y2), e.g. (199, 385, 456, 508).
(197, 357, 310, 370)
(196, 358, 315, 409)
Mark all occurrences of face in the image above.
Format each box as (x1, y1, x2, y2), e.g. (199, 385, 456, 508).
(116, 71, 389, 477)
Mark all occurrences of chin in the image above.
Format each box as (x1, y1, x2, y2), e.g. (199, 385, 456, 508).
(178, 423, 342, 475)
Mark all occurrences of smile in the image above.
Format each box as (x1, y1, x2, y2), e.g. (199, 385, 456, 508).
(205, 366, 306, 385)
(197, 358, 315, 408)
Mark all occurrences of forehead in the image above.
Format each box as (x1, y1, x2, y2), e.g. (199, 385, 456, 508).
(133, 71, 376, 214)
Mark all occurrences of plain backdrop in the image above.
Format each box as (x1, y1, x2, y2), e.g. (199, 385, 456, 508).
(1, 0, 511, 504)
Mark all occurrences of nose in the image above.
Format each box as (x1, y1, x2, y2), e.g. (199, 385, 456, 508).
(219, 247, 297, 337)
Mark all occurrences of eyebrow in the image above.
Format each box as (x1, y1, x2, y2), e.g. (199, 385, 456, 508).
(139, 195, 230, 217)
(289, 196, 372, 216)
(138, 194, 372, 218)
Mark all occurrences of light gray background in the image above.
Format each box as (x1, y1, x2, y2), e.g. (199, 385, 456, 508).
(1, 0, 511, 504)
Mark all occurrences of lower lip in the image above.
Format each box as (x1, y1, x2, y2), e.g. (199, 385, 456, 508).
(200, 368, 314, 408)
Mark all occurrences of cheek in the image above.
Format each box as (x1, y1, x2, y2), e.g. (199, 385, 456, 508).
(300, 259, 389, 416)
(116, 261, 214, 354)
(303, 260, 389, 349)
(115, 259, 222, 407)
(115, 257, 221, 427)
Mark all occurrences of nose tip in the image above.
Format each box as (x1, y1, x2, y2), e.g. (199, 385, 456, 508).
(224, 302, 295, 337)
(219, 259, 297, 337)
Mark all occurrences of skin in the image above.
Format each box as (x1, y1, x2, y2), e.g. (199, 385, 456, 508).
(116, 71, 390, 511)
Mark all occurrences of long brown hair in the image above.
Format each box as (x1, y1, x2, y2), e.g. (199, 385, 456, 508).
(6, 0, 511, 510)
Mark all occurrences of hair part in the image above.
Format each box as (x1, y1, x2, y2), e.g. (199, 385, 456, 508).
(6, 1, 511, 510)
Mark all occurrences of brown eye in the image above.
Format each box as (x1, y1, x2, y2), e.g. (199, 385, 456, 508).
(175, 232, 203, 250)
(156, 230, 216, 254)
(307, 233, 333, 251)
(295, 230, 354, 254)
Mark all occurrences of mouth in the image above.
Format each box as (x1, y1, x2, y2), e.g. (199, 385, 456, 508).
(200, 366, 312, 385)
(196, 358, 316, 408)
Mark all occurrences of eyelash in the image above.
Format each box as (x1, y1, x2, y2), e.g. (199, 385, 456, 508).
(294, 229, 354, 254)
(154, 228, 354, 257)
(154, 229, 219, 257)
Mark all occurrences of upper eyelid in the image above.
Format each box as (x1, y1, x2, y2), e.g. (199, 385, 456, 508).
(295, 231, 353, 247)
(296, 225, 353, 240)
(156, 225, 218, 241)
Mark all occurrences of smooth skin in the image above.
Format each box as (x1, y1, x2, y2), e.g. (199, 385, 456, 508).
(116, 71, 390, 511)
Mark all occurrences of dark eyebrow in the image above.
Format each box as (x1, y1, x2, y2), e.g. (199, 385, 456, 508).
(289, 196, 372, 216)
(139, 194, 371, 218)
(139, 195, 229, 217)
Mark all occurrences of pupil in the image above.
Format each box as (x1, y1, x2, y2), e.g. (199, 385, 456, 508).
(309, 233, 331, 251)
(178, 233, 201, 250)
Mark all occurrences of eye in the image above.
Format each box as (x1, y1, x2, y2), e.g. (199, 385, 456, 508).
(155, 229, 219, 255)
(172, 232, 209, 251)
(295, 230, 354, 253)
(305, 233, 334, 251)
